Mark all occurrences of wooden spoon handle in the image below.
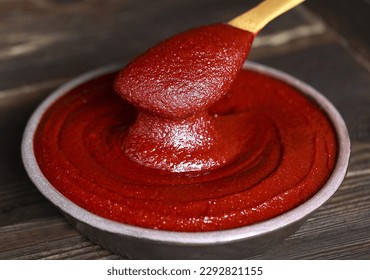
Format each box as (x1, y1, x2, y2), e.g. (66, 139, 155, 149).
(228, 0, 305, 33)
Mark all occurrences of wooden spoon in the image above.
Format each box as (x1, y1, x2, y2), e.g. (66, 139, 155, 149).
(228, 0, 305, 33)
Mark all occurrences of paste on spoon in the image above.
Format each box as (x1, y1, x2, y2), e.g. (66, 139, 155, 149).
(34, 23, 337, 231)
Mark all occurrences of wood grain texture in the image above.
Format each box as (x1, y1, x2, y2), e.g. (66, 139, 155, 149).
(0, 0, 369, 259)
(305, 0, 370, 71)
(248, 142, 370, 259)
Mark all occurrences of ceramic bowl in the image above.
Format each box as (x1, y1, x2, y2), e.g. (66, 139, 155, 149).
(21, 62, 350, 259)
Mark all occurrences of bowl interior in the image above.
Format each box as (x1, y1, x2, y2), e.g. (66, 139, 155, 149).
(21, 62, 350, 246)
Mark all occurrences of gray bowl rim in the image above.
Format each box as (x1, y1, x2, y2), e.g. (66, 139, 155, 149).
(21, 61, 350, 245)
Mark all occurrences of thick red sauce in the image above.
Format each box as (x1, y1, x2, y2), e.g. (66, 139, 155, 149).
(33, 23, 337, 232)
(34, 68, 337, 231)
(114, 23, 254, 172)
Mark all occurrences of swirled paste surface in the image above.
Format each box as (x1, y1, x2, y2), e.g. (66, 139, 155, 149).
(34, 68, 337, 231)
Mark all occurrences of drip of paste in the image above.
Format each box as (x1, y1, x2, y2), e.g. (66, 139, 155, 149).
(33, 23, 337, 232)
(114, 23, 255, 172)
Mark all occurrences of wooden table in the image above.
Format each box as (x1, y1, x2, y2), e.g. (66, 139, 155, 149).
(1, 0, 369, 259)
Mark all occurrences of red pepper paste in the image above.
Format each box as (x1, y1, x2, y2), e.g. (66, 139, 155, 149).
(114, 23, 254, 172)
(33, 23, 337, 232)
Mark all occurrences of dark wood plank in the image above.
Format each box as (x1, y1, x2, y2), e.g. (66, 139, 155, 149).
(0, 0, 369, 259)
(0, 217, 78, 252)
(0, 0, 313, 90)
(305, 0, 370, 71)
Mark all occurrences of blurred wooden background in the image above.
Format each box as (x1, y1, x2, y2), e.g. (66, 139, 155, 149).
(0, 0, 369, 259)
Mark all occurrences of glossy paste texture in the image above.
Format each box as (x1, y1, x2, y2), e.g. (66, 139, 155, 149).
(34, 69, 337, 232)
(114, 24, 254, 172)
